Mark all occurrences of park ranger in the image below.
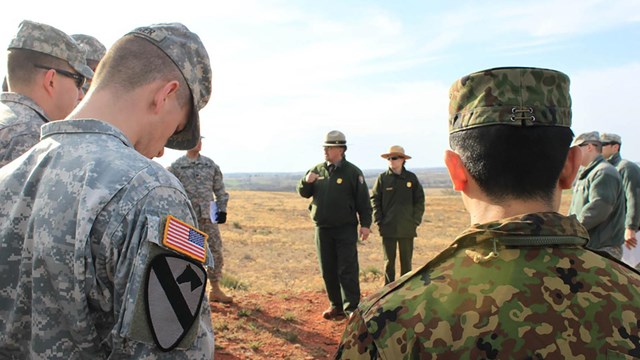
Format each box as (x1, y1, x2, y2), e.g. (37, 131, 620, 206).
(297, 130, 372, 320)
(0, 23, 214, 358)
(0, 20, 92, 167)
(168, 137, 233, 303)
(335, 67, 640, 358)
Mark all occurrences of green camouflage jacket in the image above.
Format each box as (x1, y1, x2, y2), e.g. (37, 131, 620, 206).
(335, 212, 640, 359)
(608, 152, 640, 231)
(569, 154, 625, 249)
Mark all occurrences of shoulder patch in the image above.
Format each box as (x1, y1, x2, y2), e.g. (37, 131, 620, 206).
(163, 215, 208, 263)
(145, 254, 207, 351)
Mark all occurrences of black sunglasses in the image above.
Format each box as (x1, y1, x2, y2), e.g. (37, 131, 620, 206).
(34, 64, 85, 89)
(387, 156, 402, 160)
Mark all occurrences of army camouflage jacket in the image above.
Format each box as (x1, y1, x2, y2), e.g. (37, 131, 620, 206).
(0, 119, 214, 359)
(569, 154, 625, 249)
(0, 92, 50, 167)
(297, 158, 372, 228)
(335, 212, 640, 359)
(167, 154, 229, 220)
(371, 167, 425, 238)
(608, 152, 640, 231)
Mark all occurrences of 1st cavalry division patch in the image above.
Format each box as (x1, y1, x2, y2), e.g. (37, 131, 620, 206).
(145, 254, 207, 351)
(163, 215, 209, 263)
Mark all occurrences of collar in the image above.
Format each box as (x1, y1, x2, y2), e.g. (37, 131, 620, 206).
(0, 92, 50, 123)
(41, 119, 133, 148)
(607, 152, 622, 166)
(579, 154, 605, 180)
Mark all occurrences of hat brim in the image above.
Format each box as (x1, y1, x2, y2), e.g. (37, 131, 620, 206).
(165, 104, 200, 150)
(69, 61, 94, 80)
(381, 152, 411, 159)
(322, 142, 346, 147)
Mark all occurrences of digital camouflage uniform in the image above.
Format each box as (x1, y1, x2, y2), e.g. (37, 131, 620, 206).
(168, 154, 229, 282)
(336, 67, 640, 358)
(336, 213, 640, 359)
(0, 20, 92, 168)
(0, 120, 214, 359)
(569, 153, 625, 255)
(71, 34, 107, 93)
(298, 156, 372, 313)
(0, 92, 50, 167)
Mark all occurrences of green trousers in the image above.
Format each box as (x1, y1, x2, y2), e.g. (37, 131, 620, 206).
(382, 237, 414, 284)
(315, 225, 360, 313)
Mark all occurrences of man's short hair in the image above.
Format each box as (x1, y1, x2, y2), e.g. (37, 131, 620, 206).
(7, 49, 71, 87)
(450, 125, 573, 204)
(92, 35, 191, 109)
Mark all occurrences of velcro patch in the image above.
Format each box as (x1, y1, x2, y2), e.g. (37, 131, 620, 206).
(163, 215, 208, 263)
(145, 254, 207, 351)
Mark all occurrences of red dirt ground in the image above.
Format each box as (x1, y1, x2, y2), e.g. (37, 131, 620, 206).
(210, 290, 364, 359)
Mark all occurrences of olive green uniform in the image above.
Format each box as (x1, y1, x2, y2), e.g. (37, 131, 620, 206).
(569, 154, 625, 256)
(297, 158, 372, 313)
(607, 152, 640, 233)
(371, 167, 425, 283)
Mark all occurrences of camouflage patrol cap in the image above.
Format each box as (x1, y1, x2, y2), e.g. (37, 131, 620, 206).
(600, 133, 621, 145)
(8, 20, 93, 79)
(449, 67, 571, 133)
(127, 23, 212, 150)
(571, 131, 601, 147)
(71, 34, 106, 62)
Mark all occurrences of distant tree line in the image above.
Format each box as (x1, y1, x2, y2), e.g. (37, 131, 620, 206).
(224, 168, 453, 192)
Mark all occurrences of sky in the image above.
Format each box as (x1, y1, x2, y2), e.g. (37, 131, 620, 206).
(1, 0, 639, 173)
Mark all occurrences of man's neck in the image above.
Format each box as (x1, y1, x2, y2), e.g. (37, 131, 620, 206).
(186, 151, 199, 160)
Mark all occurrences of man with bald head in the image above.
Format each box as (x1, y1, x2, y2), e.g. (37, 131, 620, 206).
(0, 20, 92, 167)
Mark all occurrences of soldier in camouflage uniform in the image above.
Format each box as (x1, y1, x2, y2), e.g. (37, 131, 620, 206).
(0, 20, 93, 167)
(0, 23, 215, 358)
(569, 131, 625, 259)
(335, 67, 640, 359)
(168, 137, 233, 303)
(601, 132, 640, 267)
(71, 34, 107, 93)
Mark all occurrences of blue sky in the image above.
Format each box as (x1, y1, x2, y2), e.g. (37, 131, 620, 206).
(1, 0, 639, 173)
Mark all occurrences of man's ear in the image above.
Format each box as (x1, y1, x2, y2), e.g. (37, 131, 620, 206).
(558, 146, 582, 189)
(444, 149, 468, 191)
(151, 80, 180, 114)
(41, 69, 56, 97)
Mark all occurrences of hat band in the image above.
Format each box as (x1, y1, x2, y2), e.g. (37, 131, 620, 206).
(325, 140, 346, 145)
(449, 105, 571, 133)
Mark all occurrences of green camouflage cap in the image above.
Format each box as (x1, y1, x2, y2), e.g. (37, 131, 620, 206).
(71, 34, 106, 62)
(8, 20, 93, 80)
(571, 131, 601, 147)
(600, 132, 621, 145)
(127, 23, 212, 150)
(449, 67, 571, 133)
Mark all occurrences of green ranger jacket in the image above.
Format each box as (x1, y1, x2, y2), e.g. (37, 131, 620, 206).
(335, 212, 640, 359)
(371, 167, 425, 238)
(297, 158, 372, 228)
(608, 152, 640, 231)
(569, 154, 625, 249)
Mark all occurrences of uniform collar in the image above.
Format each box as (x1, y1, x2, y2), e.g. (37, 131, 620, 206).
(41, 119, 133, 148)
(0, 92, 50, 123)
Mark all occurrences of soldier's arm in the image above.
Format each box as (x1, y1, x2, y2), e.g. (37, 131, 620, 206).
(370, 174, 383, 225)
(297, 168, 317, 198)
(579, 171, 618, 230)
(413, 175, 426, 226)
(211, 163, 229, 212)
(621, 165, 640, 230)
(355, 170, 373, 229)
(334, 310, 377, 359)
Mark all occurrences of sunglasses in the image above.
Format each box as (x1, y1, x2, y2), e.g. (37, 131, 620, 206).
(34, 64, 86, 89)
(387, 156, 402, 160)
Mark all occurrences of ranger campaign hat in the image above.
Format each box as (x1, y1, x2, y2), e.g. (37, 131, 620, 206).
(71, 34, 106, 62)
(381, 145, 412, 159)
(8, 20, 93, 79)
(323, 130, 347, 147)
(448, 67, 571, 134)
(571, 131, 601, 147)
(600, 133, 621, 145)
(127, 23, 212, 150)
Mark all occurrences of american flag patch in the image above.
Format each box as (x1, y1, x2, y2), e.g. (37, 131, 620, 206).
(162, 215, 208, 263)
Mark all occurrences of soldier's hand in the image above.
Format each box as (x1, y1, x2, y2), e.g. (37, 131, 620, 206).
(359, 227, 370, 241)
(216, 211, 227, 224)
(305, 172, 319, 183)
(625, 228, 637, 249)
